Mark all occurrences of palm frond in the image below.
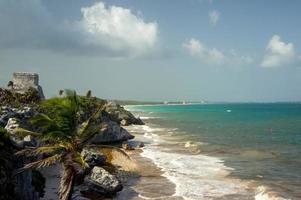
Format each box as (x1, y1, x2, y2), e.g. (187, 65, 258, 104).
(76, 106, 104, 145)
(42, 130, 71, 142)
(13, 128, 42, 138)
(14, 154, 62, 175)
(30, 113, 58, 130)
(15, 145, 63, 157)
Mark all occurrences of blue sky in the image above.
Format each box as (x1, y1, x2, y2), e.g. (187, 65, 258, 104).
(0, 0, 301, 102)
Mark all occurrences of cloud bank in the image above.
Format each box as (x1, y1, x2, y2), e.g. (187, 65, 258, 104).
(261, 35, 295, 68)
(0, 0, 158, 57)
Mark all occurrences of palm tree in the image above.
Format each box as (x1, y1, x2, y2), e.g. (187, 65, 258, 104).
(15, 90, 130, 200)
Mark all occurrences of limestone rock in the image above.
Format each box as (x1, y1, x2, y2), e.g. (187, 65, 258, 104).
(79, 166, 122, 196)
(81, 148, 106, 168)
(5, 118, 20, 134)
(137, 142, 145, 148)
(104, 102, 144, 126)
(72, 189, 89, 200)
(23, 135, 37, 147)
(122, 141, 144, 150)
(14, 157, 40, 200)
(4, 118, 24, 148)
(0, 106, 34, 127)
(122, 142, 134, 150)
(89, 119, 134, 144)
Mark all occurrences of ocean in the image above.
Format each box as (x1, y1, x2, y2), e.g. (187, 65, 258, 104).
(125, 103, 301, 200)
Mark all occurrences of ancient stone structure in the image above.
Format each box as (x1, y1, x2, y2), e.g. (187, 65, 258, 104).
(12, 72, 45, 99)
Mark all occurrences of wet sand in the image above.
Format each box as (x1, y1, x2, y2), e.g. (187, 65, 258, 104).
(40, 135, 180, 200)
(115, 148, 183, 200)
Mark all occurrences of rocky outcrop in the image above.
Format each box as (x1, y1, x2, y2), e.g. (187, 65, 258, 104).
(122, 141, 145, 150)
(0, 88, 42, 107)
(0, 128, 42, 200)
(5, 118, 25, 148)
(14, 157, 40, 200)
(79, 166, 122, 196)
(89, 117, 134, 144)
(0, 106, 34, 127)
(1, 106, 38, 148)
(23, 135, 37, 147)
(72, 189, 89, 200)
(81, 148, 106, 168)
(104, 102, 144, 126)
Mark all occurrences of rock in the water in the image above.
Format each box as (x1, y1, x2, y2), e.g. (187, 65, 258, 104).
(137, 142, 145, 148)
(81, 148, 106, 168)
(89, 119, 134, 144)
(79, 166, 122, 196)
(122, 142, 135, 150)
(122, 141, 144, 150)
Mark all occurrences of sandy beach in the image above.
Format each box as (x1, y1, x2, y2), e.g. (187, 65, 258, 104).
(40, 127, 179, 200)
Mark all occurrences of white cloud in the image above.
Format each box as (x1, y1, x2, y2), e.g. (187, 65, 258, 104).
(183, 38, 253, 66)
(183, 38, 225, 64)
(209, 10, 220, 26)
(261, 35, 295, 68)
(0, 0, 158, 57)
(78, 2, 158, 57)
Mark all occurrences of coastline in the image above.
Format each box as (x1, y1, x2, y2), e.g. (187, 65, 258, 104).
(39, 106, 295, 200)
(40, 123, 179, 200)
(115, 125, 181, 200)
(121, 119, 289, 200)
(40, 121, 288, 200)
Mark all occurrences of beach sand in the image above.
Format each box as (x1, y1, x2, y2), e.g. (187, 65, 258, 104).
(40, 132, 179, 200)
(115, 149, 182, 200)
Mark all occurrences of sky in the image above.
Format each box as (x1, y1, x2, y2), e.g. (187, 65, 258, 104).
(0, 0, 301, 102)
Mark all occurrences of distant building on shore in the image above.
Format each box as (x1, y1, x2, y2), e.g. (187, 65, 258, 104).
(11, 72, 45, 99)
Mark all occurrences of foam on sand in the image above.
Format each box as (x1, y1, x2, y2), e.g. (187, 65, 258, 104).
(255, 186, 290, 200)
(136, 125, 251, 199)
(141, 147, 251, 200)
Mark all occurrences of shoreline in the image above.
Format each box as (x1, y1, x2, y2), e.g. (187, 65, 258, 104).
(115, 126, 181, 200)
(121, 122, 288, 200)
(40, 121, 290, 200)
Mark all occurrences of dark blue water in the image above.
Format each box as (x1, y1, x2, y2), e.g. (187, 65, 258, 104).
(127, 103, 301, 199)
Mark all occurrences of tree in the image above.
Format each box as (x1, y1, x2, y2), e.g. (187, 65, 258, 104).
(15, 90, 130, 200)
(7, 81, 13, 90)
(59, 90, 64, 96)
(86, 90, 92, 98)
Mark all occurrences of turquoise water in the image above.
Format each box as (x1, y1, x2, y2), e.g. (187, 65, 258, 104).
(127, 103, 301, 199)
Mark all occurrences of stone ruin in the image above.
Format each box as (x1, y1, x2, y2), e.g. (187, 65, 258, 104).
(11, 72, 45, 99)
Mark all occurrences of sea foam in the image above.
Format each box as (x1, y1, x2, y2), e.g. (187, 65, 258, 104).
(255, 186, 290, 200)
(138, 125, 250, 200)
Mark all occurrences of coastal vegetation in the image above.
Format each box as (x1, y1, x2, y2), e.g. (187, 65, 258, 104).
(0, 86, 143, 200)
